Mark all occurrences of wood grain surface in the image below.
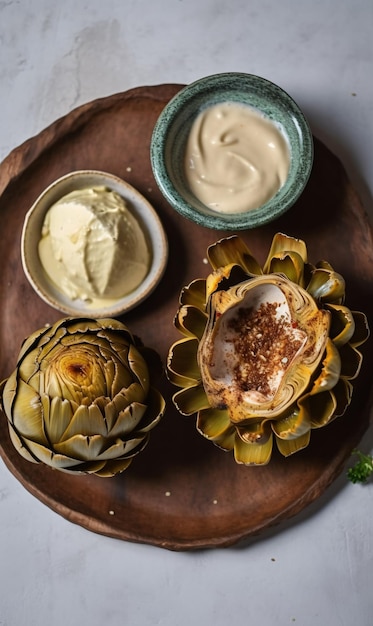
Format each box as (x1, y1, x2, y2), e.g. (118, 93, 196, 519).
(0, 85, 372, 550)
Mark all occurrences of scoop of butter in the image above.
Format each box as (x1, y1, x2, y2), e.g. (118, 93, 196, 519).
(38, 186, 150, 303)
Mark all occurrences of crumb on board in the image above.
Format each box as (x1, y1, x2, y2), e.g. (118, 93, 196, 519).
(109, 510, 115, 515)
(126, 166, 132, 172)
(165, 491, 171, 497)
(202, 257, 208, 264)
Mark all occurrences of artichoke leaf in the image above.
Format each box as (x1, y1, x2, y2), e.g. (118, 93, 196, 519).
(196, 407, 233, 440)
(11, 378, 47, 444)
(134, 388, 165, 434)
(338, 343, 364, 380)
(299, 389, 337, 429)
(326, 304, 356, 347)
(8, 425, 40, 464)
(236, 419, 272, 444)
(59, 402, 107, 440)
(206, 263, 253, 300)
(127, 344, 150, 393)
(275, 430, 310, 457)
(23, 437, 85, 469)
(108, 402, 146, 437)
(15, 324, 53, 365)
(265, 251, 306, 285)
(54, 433, 108, 461)
(167, 337, 200, 385)
(42, 395, 74, 442)
(172, 384, 210, 416)
(271, 405, 311, 440)
(309, 338, 341, 394)
(263, 233, 308, 271)
(90, 435, 146, 461)
(306, 268, 345, 303)
(234, 432, 273, 465)
(174, 304, 208, 340)
(207, 235, 263, 275)
(329, 378, 353, 417)
(179, 279, 207, 310)
(1, 370, 18, 419)
(350, 311, 370, 347)
(94, 458, 134, 477)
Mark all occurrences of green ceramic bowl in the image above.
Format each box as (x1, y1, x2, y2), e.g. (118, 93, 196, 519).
(150, 73, 313, 230)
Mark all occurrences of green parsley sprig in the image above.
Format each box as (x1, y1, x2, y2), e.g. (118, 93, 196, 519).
(347, 449, 373, 484)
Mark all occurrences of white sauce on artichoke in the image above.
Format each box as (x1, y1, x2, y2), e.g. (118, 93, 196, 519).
(38, 186, 150, 306)
(184, 102, 290, 214)
(209, 284, 307, 404)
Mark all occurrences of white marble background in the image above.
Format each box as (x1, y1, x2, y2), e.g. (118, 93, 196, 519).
(1, 1, 373, 625)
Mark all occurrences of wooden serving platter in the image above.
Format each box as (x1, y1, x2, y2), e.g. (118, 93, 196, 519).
(0, 85, 372, 550)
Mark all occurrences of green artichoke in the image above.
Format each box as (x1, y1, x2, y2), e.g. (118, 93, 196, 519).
(0, 317, 165, 477)
(167, 233, 369, 465)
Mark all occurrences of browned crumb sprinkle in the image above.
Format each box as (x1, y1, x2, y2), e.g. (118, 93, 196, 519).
(227, 302, 303, 396)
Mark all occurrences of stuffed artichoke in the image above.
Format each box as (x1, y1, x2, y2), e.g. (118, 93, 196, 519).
(167, 233, 369, 465)
(0, 317, 165, 477)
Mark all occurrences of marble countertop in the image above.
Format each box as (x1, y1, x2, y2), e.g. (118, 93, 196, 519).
(1, 1, 372, 625)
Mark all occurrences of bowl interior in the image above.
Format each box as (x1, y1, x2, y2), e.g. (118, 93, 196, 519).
(22, 170, 168, 318)
(151, 73, 313, 230)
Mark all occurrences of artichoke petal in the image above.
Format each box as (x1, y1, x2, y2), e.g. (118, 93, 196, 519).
(306, 267, 345, 303)
(127, 344, 150, 394)
(22, 437, 84, 469)
(172, 384, 210, 416)
(271, 406, 311, 440)
(134, 388, 165, 434)
(275, 430, 311, 457)
(234, 431, 273, 465)
(265, 251, 306, 285)
(42, 395, 74, 443)
(263, 233, 308, 271)
(326, 304, 356, 347)
(329, 377, 353, 417)
(207, 235, 263, 275)
(59, 402, 107, 440)
(8, 424, 39, 463)
(206, 263, 252, 300)
(350, 311, 370, 347)
(92, 436, 146, 461)
(54, 433, 107, 461)
(299, 390, 337, 428)
(167, 337, 200, 386)
(11, 379, 47, 444)
(196, 407, 233, 440)
(310, 338, 341, 393)
(179, 278, 207, 310)
(108, 402, 146, 437)
(93, 458, 134, 477)
(175, 304, 208, 340)
(338, 342, 364, 380)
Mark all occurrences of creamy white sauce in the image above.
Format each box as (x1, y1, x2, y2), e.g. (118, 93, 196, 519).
(184, 102, 290, 214)
(38, 187, 150, 306)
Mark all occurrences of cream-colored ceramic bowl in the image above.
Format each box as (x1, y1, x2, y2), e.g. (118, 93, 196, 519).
(21, 170, 168, 318)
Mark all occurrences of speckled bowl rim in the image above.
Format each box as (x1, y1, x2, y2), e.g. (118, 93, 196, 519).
(21, 170, 168, 318)
(150, 72, 314, 230)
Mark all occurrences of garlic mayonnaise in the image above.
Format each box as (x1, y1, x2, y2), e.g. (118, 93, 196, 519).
(38, 187, 150, 305)
(184, 102, 290, 214)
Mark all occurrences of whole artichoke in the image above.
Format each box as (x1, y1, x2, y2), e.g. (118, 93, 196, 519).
(0, 317, 165, 477)
(167, 233, 369, 465)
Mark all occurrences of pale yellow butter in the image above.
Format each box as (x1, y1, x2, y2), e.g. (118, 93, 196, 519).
(38, 186, 150, 304)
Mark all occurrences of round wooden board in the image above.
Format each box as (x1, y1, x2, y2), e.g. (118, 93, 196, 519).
(0, 85, 372, 551)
